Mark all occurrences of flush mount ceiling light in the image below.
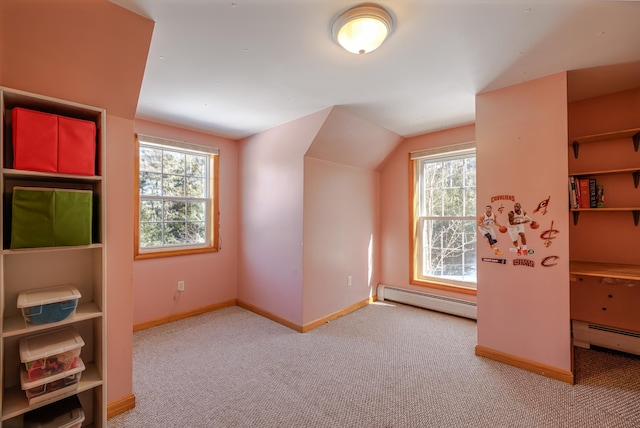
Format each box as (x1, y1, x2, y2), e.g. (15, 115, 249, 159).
(332, 3, 394, 54)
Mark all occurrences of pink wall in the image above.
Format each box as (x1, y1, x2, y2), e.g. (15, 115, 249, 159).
(302, 107, 399, 324)
(240, 106, 399, 327)
(0, 0, 153, 404)
(302, 158, 379, 324)
(379, 124, 478, 301)
(105, 116, 136, 402)
(475, 73, 571, 371)
(238, 109, 331, 325)
(132, 120, 239, 325)
(568, 88, 640, 265)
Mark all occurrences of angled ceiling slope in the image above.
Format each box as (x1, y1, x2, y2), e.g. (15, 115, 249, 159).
(306, 106, 403, 170)
(1, 0, 154, 119)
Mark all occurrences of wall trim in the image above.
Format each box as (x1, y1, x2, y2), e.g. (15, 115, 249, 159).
(238, 296, 377, 333)
(237, 300, 304, 332)
(301, 297, 375, 332)
(107, 393, 136, 419)
(475, 345, 575, 385)
(133, 299, 237, 332)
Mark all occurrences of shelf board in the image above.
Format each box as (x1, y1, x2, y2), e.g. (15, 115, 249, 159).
(1, 362, 102, 421)
(570, 261, 640, 281)
(569, 167, 640, 177)
(570, 208, 640, 226)
(570, 128, 640, 145)
(2, 244, 103, 255)
(2, 302, 102, 338)
(570, 207, 640, 212)
(2, 168, 102, 182)
(569, 128, 640, 158)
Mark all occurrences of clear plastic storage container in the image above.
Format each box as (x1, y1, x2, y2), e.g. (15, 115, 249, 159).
(20, 359, 85, 405)
(19, 326, 84, 382)
(23, 393, 85, 427)
(17, 285, 81, 326)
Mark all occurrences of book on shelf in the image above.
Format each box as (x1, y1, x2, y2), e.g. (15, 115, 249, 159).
(577, 178, 589, 208)
(596, 184, 605, 208)
(573, 177, 599, 208)
(588, 178, 597, 208)
(569, 176, 578, 209)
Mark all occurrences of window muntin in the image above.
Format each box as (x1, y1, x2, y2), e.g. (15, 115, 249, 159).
(411, 144, 476, 292)
(135, 135, 219, 258)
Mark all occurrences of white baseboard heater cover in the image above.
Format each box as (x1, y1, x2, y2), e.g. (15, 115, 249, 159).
(377, 284, 477, 320)
(572, 320, 640, 356)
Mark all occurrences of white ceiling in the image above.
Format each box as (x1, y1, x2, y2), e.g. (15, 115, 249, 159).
(108, 0, 640, 140)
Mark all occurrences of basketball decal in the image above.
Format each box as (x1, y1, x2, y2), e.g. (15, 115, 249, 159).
(481, 193, 560, 268)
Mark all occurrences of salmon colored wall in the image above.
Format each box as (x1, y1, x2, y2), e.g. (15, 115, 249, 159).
(568, 87, 640, 265)
(301, 107, 398, 324)
(0, 0, 153, 404)
(105, 116, 136, 402)
(302, 158, 379, 324)
(240, 106, 397, 327)
(238, 109, 331, 326)
(475, 73, 571, 371)
(132, 120, 239, 325)
(379, 124, 478, 301)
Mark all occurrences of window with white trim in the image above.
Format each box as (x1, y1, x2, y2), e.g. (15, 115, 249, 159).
(135, 134, 219, 259)
(410, 143, 476, 291)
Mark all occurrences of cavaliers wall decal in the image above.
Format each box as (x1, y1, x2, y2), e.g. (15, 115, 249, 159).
(479, 194, 560, 268)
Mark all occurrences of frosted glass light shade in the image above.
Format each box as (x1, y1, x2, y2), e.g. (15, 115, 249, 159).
(332, 3, 393, 54)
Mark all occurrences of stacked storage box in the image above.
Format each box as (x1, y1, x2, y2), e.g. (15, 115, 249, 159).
(11, 187, 93, 249)
(10, 107, 96, 248)
(12, 107, 96, 176)
(19, 327, 85, 405)
(17, 285, 81, 326)
(23, 394, 85, 428)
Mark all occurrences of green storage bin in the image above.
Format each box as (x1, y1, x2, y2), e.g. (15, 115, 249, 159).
(54, 189, 92, 246)
(11, 187, 92, 249)
(11, 188, 55, 249)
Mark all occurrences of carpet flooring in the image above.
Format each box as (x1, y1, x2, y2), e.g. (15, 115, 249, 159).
(108, 302, 640, 427)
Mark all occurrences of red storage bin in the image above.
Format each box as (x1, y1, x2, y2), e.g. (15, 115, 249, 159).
(11, 107, 97, 176)
(58, 115, 96, 176)
(12, 107, 58, 173)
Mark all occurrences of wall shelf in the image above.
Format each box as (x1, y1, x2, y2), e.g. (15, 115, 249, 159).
(570, 207, 640, 226)
(569, 168, 640, 188)
(570, 260, 640, 281)
(570, 128, 640, 158)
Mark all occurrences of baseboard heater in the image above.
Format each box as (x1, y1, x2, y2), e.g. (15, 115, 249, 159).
(377, 284, 477, 320)
(572, 320, 640, 356)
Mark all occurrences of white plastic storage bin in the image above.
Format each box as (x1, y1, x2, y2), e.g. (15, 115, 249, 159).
(19, 326, 84, 383)
(17, 285, 81, 326)
(23, 392, 85, 427)
(20, 359, 85, 405)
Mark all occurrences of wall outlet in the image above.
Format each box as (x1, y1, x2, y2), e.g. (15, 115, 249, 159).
(178, 280, 185, 291)
(347, 276, 353, 287)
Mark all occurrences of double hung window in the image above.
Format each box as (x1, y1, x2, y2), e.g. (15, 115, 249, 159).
(410, 143, 477, 291)
(135, 134, 219, 259)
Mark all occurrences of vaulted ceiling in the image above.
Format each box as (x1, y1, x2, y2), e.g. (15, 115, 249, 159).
(108, 0, 640, 140)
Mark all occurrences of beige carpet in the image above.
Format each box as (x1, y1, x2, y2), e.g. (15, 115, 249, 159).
(108, 302, 640, 427)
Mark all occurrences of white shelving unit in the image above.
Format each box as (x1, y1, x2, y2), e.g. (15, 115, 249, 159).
(0, 87, 106, 427)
